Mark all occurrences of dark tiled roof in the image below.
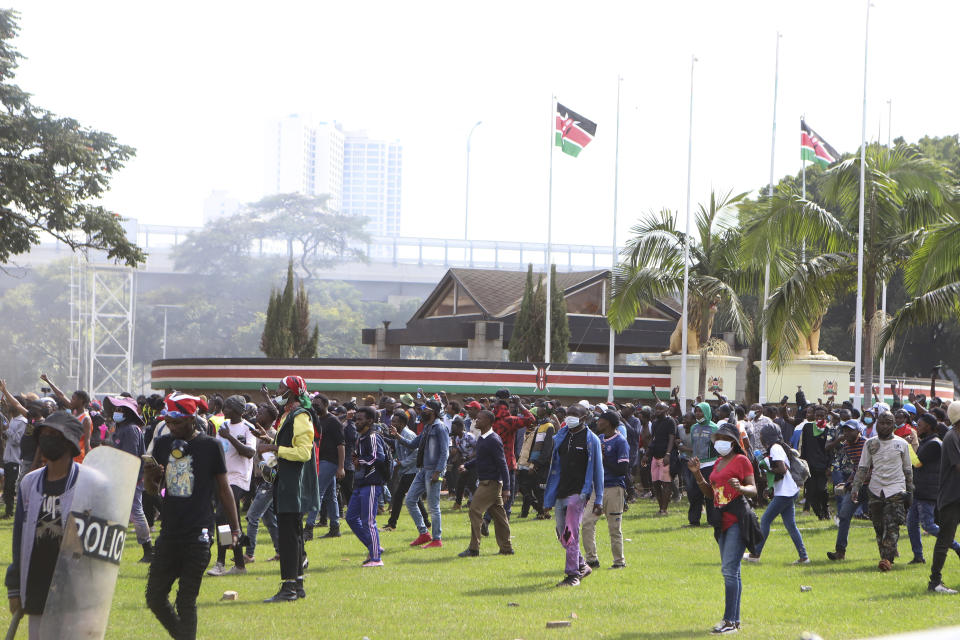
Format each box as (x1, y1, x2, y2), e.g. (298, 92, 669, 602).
(451, 268, 607, 318)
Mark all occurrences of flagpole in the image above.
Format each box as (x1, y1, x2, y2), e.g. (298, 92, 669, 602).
(680, 55, 696, 410)
(545, 94, 555, 365)
(801, 115, 806, 262)
(853, 0, 871, 411)
(606, 76, 623, 403)
(759, 32, 780, 405)
(879, 98, 891, 403)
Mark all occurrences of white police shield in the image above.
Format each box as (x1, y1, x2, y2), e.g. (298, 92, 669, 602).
(38, 446, 140, 639)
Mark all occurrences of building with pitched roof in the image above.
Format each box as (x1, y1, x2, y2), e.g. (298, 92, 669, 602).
(361, 267, 680, 362)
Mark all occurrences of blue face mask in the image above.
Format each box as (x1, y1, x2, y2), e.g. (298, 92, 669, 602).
(112, 411, 126, 424)
(863, 417, 873, 425)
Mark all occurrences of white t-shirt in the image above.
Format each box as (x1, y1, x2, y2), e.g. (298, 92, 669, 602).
(770, 443, 798, 497)
(217, 419, 255, 491)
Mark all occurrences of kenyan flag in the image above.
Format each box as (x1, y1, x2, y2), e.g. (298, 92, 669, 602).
(555, 103, 597, 157)
(801, 119, 839, 169)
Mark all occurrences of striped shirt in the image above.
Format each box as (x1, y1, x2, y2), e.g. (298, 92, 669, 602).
(841, 436, 866, 482)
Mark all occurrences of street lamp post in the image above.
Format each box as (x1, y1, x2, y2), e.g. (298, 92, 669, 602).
(154, 304, 185, 359)
(465, 120, 482, 266)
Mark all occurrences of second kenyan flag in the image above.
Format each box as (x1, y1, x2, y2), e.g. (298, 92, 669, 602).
(555, 103, 597, 157)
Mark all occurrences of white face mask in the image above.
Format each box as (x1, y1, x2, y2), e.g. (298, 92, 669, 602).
(273, 394, 288, 407)
(747, 411, 756, 420)
(714, 440, 733, 456)
(564, 416, 581, 428)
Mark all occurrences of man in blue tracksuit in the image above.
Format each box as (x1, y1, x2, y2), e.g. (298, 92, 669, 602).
(543, 403, 604, 587)
(346, 407, 387, 567)
(391, 400, 449, 548)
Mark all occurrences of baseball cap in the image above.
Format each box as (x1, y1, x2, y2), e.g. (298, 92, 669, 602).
(840, 419, 861, 431)
(465, 401, 482, 410)
(399, 393, 415, 407)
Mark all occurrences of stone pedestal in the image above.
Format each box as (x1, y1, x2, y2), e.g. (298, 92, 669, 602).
(757, 359, 855, 403)
(467, 322, 505, 361)
(645, 354, 743, 399)
(369, 325, 401, 359)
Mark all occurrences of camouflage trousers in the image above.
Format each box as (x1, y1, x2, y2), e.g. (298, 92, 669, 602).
(868, 492, 906, 562)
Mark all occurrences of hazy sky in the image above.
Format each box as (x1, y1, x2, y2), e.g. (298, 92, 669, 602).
(8, 0, 960, 250)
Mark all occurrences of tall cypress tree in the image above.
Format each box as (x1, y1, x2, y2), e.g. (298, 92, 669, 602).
(291, 281, 317, 358)
(549, 264, 570, 363)
(260, 289, 292, 357)
(508, 264, 536, 362)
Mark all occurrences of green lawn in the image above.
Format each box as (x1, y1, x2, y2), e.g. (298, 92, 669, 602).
(2, 496, 959, 639)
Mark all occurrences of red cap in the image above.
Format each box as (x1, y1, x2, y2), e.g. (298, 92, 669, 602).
(465, 401, 482, 410)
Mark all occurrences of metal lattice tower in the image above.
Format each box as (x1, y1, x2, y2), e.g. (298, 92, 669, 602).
(87, 265, 136, 396)
(67, 255, 85, 388)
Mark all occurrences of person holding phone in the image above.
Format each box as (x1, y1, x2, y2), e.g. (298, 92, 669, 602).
(686, 422, 758, 635)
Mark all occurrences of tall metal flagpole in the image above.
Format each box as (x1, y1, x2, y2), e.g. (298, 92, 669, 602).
(879, 98, 891, 402)
(607, 76, 623, 403)
(545, 96, 556, 364)
(465, 121, 483, 242)
(760, 32, 781, 405)
(680, 55, 696, 409)
(853, 0, 872, 410)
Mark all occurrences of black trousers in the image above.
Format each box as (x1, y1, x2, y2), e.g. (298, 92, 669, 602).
(145, 537, 210, 640)
(805, 468, 830, 519)
(684, 464, 715, 525)
(276, 512, 305, 581)
(517, 468, 544, 516)
(930, 501, 960, 587)
(143, 490, 163, 529)
(455, 467, 478, 504)
(215, 484, 245, 566)
(388, 472, 428, 528)
(3, 461, 18, 516)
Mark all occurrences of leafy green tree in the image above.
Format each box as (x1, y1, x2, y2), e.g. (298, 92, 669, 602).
(508, 264, 536, 362)
(0, 11, 143, 267)
(744, 144, 956, 406)
(609, 190, 756, 399)
(172, 193, 369, 277)
(549, 264, 570, 364)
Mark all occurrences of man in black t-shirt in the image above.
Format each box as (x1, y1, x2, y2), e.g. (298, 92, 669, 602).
(144, 393, 241, 640)
(643, 403, 676, 516)
(304, 394, 345, 540)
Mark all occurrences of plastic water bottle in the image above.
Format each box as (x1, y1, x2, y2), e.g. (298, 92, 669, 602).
(199, 528, 210, 544)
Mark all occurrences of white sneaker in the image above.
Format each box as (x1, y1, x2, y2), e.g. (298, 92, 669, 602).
(791, 557, 811, 565)
(743, 553, 760, 563)
(224, 565, 247, 576)
(711, 620, 740, 634)
(206, 563, 226, 577)
(930, 583, 958, 594)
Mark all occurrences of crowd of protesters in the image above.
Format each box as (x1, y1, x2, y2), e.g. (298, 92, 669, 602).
(3, 373, 960, 637)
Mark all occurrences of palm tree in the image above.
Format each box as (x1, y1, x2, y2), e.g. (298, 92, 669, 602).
(877, 217, 960, 352)
(743, 144, 955, 406)
(608, 189, 756, 399)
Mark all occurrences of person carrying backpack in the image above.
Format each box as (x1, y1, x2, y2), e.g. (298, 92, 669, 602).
(826, 420, 868, 561)
(745, 424, 808, 564)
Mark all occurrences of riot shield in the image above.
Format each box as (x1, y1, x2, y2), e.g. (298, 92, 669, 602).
(38, 446, 140, 639)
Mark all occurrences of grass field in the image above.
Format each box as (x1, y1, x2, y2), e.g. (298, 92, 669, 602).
(2, 495, 960, 640)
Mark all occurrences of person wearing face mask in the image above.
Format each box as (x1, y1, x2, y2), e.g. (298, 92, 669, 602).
(861, 409, 877, 438)
(5, 411, 90, 637)
(850, 412, 914, 572)
(144, 393, 242, 637)
(686, 422, 760, 635)
(827, 420, 867, 561)
(103, 395, 153, 563)
(893, 408, 920, 451)
(542, 404, 604, 587)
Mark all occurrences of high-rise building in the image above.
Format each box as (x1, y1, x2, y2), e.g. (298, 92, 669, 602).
(202, 190, 241, 224)
(264, 115, 345, 210)
(342, 130, 402, 236)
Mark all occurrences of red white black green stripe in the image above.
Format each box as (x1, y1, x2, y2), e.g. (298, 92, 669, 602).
(555, 103, 597, 157)
(801, 118, 838, 169)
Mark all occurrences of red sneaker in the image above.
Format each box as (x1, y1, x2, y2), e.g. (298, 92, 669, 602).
(409, 532, 432, 546)
(423, 539, 443, 548)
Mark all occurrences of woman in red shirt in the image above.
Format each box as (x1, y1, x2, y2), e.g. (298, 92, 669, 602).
(687, 422, 757, 635)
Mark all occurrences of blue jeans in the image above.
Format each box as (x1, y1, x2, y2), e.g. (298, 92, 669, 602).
(835, 491, 857, 552)
(306, 460, 340, 529)
(755, 494, 807, 559)
(346, 485, 383, 561)
(908, 499, 960, 560)
(405, 469, 442, 540)
(718, 522, 745, 624)
(130, 486, 152, 545)
(246, 481, 279, 556)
